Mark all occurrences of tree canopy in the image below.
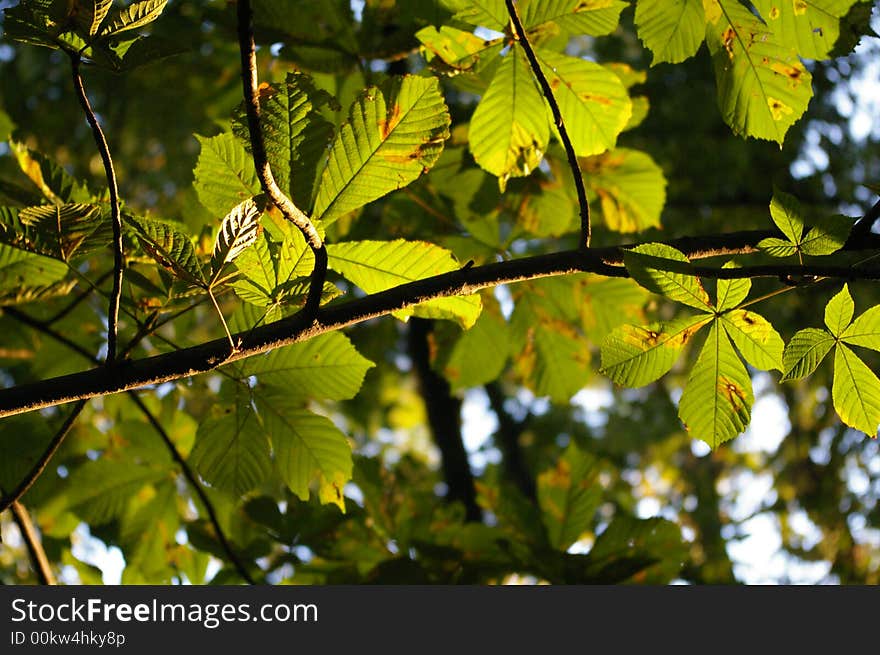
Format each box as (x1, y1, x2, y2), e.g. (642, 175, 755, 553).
(0, 0, 879, 585)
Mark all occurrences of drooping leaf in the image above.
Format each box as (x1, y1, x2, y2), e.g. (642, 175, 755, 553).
(232, 72, 337, 211)
(210, 198, 262, 284)
(241, 332, 374, 400)
(841, 305, 880, 351)
(327, 239, 481, 328)
(468, 48, 549, 187)
(624, 243, 712, 310)
(193, 133, 262, 219)
(585, 148, 667, 232)
(781, 327, 836, 381)
(634, 0, 706, 65)
(721, 309, 785, 372)
(601, 314, 712, 387)
(190, 398, 273, 497)
(257, 396, 353, 512)
(751, 0, 861, 60)
(100, 0, 168, 37)
(534, 48, 632, 159)
(832, 344, 880, 436)
(125, 215, 205, 286)
(537, 443, 602, 551)
(824, 284, 854, 336)
(678, 321, 754, 447)
(704, 0, 812, 144)
(312, 75, 450, 225)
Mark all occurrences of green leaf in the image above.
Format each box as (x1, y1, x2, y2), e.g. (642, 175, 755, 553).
(0, 242, 68, 293)
(537, 443, 602, 551)
(312, 75, 450, 225)
(534, 48, 632, 158)
(257, 397, 353, 512)
(77, 0, 114, 37)
(624, 243, 712, 310)
(825, 284, 854, 336)
(447, 0, 508, 30)
(232, 72, 336, 211)
(209, 198, 262, 284)
(752, 0, 860, 60)
(416, 25, 502, 74)
(801, 214, 853, 256)
(705, 0, 812, 144)
(601, 314, 711, 387)
(469, 48, 549, 187)
(833, 344, 880, 436)
(586, 148, 668, 232)
(17, 203, 107, 261)
(241, 332, 374, 400)
(100, 0, 167, 37)
(190, 397, 273, 496)
(757, 237, 800, 258)
(523, 0, 628, 36)
(841, 305, 880, 351)
(721, 309, 785, 372)
(193, 133, 261, 219)
(327, 239, 481, 328)
(634, 0, 706, 65)
(10, 142, 91, 204)
(781, 328, 835, 381)
(576, 276, 649, 341)
(584, 515, 686, 584)
(125, 215, 205, 286)
(434, 302, 510, 391)
(678, 321, 754, 447)
(769, 189, 805, 244)
(0, 109, 14, 142)
(715, 262, 750, 311)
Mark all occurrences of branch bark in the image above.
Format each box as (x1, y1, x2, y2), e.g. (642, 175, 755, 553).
(70, 55, 124, 364)
(236, 0, 327, 317)
(2, 230, 880, 419)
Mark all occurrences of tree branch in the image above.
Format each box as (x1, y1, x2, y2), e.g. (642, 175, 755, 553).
(69, 54, 124, 364)
(9, 500, 57, 585)
(0, 401, 86, 513)
(1, 308, 257, 584)
(485, 382, 536, 502)
(504, 0, 591, 248)
(407, 319, 481, 521)
(2, 228, 880, 419)
(236, 0, 327, 317)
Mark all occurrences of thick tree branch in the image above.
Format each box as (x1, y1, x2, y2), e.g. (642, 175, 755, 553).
(2, 228, 880, 419)
(505, 0, 591, 248)
(70, 55, 124, 364)
(407, 319, 481, 521)
(9, 500, 56, 585)
(236, 0, 327, 317)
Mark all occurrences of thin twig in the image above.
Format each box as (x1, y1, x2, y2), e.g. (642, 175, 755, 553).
(69, 54, 124, 364)
(847, 198, 880, 243)
(236, 0, 327, 317)
(46, 268, 115, 326)
(9, 501, 56, 585)
(504, 0, 591, 248)
(2, 309, 255, 583)
(0, 401, 87, 513)
(127, 394, 257, 584)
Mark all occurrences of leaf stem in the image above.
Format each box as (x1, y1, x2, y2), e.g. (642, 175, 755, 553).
(504, 0, 591, 248)
(69, 54, 124, 364)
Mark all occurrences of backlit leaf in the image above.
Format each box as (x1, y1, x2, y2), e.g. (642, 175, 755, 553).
(832, 344, 880, 436)
(722, 309, 785, 372)
(634, 0, 706, 65)
(715, 262, 750, 311)
(312, 75, 450, 225)
(210, 198, 262, 284)
(769, 189, 805, 244)
(416, 25, 502, 74)
(125, 215, 205, 286)
(0, 242, 68, 293)
(678, 321, 754, 447)
(523, 0, 628, 36)
(193, 133, 261, 219)
(824, 284, 854, 336)
(781, 327, 835, 381)
(752, 0, 860, 60)
(624, 243, 712, 310)
(537, 443, 602, 551)
(841, 305, 880, 351)
(758, 237, 800, 258)
(585, 148, 667, 232)
(100, 0, 167, 37)
(801, 214, 853, 255)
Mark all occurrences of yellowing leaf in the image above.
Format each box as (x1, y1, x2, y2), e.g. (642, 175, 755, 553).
(537, 443, 602, 550)
(722, 310, 785, 372)
(752, 0, 860, 60)
(585, 148, 667, 232)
